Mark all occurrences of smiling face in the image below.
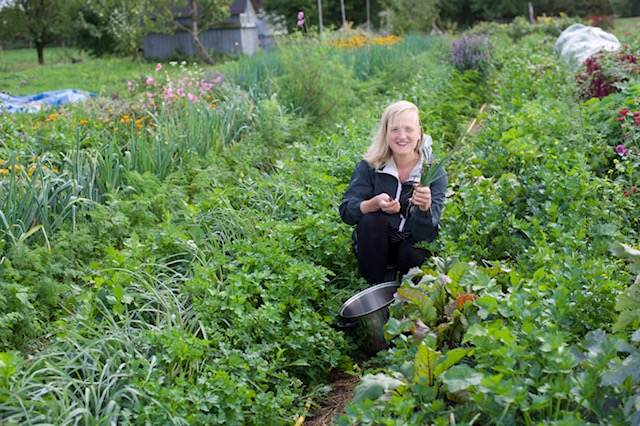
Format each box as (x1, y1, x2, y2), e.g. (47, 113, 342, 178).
(387, 110, 422, 161)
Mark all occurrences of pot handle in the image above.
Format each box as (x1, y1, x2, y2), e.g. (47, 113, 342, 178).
(335, 320, 358, 329)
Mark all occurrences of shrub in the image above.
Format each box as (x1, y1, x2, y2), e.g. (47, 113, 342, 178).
(450, 33, 493, 76)
(272, 24, 359, 124)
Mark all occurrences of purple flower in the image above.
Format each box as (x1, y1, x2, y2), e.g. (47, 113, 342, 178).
(20, 80, 27, 85)
(615, 144, 630, 156)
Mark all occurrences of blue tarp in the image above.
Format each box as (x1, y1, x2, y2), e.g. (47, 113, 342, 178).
(0, 89, 95, 113)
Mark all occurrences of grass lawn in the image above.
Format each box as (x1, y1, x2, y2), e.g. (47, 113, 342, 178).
(612, 16, 640, 37)
(0, 48, 163, 97)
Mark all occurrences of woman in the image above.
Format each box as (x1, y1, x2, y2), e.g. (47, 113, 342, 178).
(339, 100, 448, 284)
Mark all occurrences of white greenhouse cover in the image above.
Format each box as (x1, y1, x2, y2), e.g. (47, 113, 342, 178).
(554, 23, 621, 67)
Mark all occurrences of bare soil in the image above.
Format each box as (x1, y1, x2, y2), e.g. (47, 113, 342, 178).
(302, 370, 359, 425)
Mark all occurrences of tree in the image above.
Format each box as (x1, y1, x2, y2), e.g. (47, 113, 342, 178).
(73, 0, 148, 59)
(380, 0, 439, 33)
(15, 0, 66, 64)
(73, 0, 232, 63)
(142, 0, 234, 65)
(0, 4, 23, 48)
(263, 0, 384, 33)
(470, 0, 528, 21)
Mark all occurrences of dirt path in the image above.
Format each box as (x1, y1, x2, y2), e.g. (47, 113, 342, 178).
(301, 370, 359, 425)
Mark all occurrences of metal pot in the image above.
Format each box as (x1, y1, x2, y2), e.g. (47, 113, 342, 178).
(337, 281, 400, 356)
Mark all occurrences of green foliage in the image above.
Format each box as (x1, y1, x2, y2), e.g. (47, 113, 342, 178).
(609, 242, 640, 332)
(275, 33, 358, 123)
(72, 0, 233, 59)
(381, 0, 439, 34)
(3, 17, 640, 425)
(338, 28, 640, 426)
(8, 0, 82, 64)
(0, 153, 88, 251)
(262, 0, 384, 34)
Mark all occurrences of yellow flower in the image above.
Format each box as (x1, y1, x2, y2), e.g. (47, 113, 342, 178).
(80, 119, 89, 125)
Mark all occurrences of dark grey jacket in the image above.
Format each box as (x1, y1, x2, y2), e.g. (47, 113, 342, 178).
(339, 140, 447, 243)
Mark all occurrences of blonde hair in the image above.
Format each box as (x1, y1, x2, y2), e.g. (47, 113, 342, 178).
(363, 100, 424, 169)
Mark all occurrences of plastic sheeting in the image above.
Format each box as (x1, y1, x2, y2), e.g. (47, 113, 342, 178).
(554, 23, 621, 68)
(0, 89, 95, 114)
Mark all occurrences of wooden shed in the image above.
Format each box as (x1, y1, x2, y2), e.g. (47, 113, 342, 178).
(143, 0, 273, 60)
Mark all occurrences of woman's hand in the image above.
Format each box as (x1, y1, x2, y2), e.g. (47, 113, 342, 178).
(360, 193, 400, 214)
(377, 193, 400, 214)
(411, 184, 432, 211)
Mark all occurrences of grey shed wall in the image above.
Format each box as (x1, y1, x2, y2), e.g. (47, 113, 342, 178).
(143, 26, 260, 60)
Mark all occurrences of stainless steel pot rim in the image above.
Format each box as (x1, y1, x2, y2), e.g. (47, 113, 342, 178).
(339, 281, 400, 318)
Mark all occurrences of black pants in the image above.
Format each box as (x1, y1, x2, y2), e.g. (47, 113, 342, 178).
(355, 212, 431, 284)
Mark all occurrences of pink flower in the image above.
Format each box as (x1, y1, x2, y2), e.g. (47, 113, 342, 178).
(155, 63, 162, 71)
(214, 76, 222, 84)
(298, 11, 304, 20)
(625, 190, 631, 197)
(616, 116, 625, 121)
(164, 88, 174, 99)
(188, 93, 197, 102)
(620, 109, 630, 116)
(633, 186, 639, 194)
(146, 92, 154, 98)
(177, 88, 185, 97)
(297, 19, 305, 26)
(146, 77, 154, 85)
(201, 82, 212, 90)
